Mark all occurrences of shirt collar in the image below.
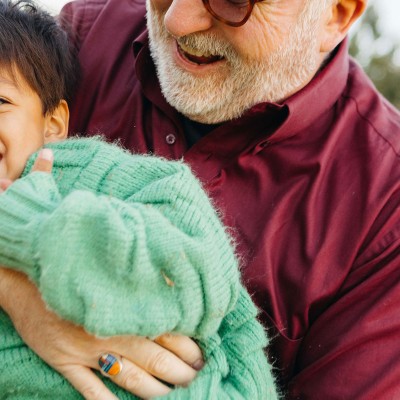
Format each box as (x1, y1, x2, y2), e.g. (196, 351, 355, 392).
(132, 29, 148, 58)
(268, 38, 349, 144)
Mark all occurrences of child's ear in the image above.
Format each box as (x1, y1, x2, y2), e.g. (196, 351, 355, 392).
(320, 0, 367, 53)
(43, 100, 69, 143)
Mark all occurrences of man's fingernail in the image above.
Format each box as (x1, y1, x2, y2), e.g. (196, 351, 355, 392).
(192, 359, 204, 371)
(39, 148, 53, 161)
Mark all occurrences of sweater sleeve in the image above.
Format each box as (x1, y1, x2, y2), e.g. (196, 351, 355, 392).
(0, 164, 239, 339)
(157, 289, 279, 400)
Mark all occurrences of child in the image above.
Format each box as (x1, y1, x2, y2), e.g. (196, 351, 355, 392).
(0, 1, 278, 399)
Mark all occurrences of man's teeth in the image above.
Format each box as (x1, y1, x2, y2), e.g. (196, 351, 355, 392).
(179, 42, 216, 58)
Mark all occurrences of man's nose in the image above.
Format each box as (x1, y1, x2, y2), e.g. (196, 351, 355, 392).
(164, 0, 214, 37)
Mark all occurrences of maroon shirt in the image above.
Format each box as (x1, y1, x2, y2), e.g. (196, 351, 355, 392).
(61, 0, 400, 398)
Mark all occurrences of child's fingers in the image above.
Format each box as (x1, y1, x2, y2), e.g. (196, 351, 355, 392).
(0, 179, 13, 192)
(31, 148, 54, 173)
(0, 148, 53, 193)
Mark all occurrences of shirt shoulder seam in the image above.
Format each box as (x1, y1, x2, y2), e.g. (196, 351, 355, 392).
(341, 93, 400, 159)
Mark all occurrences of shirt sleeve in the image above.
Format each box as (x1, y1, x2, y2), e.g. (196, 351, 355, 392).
(58, 0, 99, 54)
(287, 195, 400, 399)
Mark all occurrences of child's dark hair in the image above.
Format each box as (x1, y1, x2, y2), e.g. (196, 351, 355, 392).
(0, 0, 79, 114)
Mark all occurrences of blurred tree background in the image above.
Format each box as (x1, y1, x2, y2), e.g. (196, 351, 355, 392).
(350, 5, 400, 109)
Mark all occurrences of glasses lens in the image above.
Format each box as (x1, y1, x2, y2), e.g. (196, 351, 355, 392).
(207, 0, 252, 25)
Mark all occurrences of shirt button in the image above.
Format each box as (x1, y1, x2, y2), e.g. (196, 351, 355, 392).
(165, 134, 176, 145)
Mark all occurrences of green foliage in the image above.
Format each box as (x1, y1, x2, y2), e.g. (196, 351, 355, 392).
(350, 6, 400, 109)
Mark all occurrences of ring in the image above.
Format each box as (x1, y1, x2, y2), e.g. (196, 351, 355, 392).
(98, 353, 123, 377)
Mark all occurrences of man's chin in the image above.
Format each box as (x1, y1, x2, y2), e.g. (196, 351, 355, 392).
(163, 91, 246, 124)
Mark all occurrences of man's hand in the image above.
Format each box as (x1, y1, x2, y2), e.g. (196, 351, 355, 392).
(0, 268, 202, 399)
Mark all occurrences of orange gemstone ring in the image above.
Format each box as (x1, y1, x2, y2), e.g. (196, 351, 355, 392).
(98, 353, 123, 377)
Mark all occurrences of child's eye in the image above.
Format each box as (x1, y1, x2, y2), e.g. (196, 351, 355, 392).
(0, 98, 10, 105)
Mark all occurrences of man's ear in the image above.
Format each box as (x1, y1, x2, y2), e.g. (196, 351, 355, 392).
(43, 100, 69, 143)
(320, 0, 367, 53)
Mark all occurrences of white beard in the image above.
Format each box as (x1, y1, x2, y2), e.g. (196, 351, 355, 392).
(147, 0, 323, 123)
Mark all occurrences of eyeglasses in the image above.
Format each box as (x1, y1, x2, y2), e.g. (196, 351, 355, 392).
(202, 0, 262, 27)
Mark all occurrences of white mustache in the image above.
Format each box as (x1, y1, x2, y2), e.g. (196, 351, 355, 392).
(176, 33, 235, 60)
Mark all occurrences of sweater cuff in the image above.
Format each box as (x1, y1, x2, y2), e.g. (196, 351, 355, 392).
(0, 173, 61, 282)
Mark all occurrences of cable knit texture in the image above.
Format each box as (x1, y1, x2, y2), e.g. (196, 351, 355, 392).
(0, 137, 278, 399)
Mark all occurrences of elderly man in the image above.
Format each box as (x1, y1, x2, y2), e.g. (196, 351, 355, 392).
(1, 0, 400, 398)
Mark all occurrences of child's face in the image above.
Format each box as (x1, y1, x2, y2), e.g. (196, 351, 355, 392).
(0, 68, 51, 180)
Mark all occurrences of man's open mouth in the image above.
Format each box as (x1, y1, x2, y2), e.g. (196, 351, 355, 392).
(177, 42, 223, 65)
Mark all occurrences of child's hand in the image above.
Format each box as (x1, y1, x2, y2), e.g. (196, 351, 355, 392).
(0, 178, 12, 192)
(0, 148, 53, 193)
(31, 148, 54, 173)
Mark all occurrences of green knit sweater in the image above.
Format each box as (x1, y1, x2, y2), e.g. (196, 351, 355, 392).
(0, 137, 278, 399)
